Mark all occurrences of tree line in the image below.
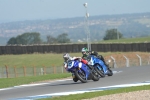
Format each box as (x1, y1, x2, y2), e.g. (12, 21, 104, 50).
(7, 29, 123, 45)
(7, 32, 71, 45)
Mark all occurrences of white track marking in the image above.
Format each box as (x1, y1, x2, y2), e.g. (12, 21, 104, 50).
(13, 81, 150, 100)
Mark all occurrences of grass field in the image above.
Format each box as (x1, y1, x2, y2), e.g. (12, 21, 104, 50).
(0, 52, 113, 67)
(0, 52, 149, 68)
(0, 53, 64, 67)
(98, 36, 150, 43)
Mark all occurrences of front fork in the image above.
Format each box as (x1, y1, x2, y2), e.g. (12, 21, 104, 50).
(78, 66, 89, 80)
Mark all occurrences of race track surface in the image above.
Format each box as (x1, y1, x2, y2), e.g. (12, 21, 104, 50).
(0, 65, 150, 100)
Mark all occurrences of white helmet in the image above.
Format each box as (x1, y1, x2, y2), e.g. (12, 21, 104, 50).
(63, 53, 70, 61)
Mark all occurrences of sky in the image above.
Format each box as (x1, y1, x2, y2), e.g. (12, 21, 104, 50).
(0, 0, 150, 23)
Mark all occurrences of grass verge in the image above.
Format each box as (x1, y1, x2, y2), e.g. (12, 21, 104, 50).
(0, 52, 114, 67)
(0, 52, 149, 68)
(0, 73, 71, 88)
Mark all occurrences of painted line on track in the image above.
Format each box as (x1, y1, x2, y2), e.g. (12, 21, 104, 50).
(0, 79, 72, 92)
(1, 70, 122, 100)
(0, 71, 121, 92)
(11, 80, 150, 100)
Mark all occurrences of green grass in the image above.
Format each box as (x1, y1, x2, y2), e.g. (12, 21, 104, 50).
(0, 52, 113, 67)
(0, 53, 64, 67)
(0, 53, 76, 67)
(0, 51, 148, 68)
(0, 73, 71, 88)
(39, 85, 150, 100)
(98, 36, 150, 43)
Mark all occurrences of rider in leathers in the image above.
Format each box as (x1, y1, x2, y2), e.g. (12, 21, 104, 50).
(81, 47, 108, 67)
(81, 47, 110, 75)
(63, 53, 82, 70)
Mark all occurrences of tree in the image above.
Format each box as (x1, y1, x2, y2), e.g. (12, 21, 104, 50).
(7, 37, 16, 44)
(103, 29, 123, 40)
(7, 32, 42, 45)
(47, 35, 57, 44)
(56, 33, 70, 43)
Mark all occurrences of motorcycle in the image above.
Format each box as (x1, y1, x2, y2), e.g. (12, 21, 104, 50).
(66, 59, 100, 83)
(88, 55, 113, 77)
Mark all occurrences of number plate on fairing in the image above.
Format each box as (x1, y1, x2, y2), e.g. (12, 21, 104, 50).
(67, 61, 74, 69)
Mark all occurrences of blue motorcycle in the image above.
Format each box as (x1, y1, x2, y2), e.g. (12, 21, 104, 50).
(66, 59, 100, 83)
(88, 55, 113, 77)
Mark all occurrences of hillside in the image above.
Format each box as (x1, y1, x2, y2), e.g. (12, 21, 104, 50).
(99, 36, 150, 43)
(0, 12, 150, 45)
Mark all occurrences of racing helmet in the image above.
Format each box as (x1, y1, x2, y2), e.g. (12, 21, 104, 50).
(63, 53, 70, 61)
(81, 47, 89, 56)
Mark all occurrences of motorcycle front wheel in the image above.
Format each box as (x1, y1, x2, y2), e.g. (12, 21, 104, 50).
(91, 69, 100, 81)
(74, 69, 87, 83)
(94, 64, 105, 77)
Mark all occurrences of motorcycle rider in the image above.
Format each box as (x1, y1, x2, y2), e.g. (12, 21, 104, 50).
(81, 47, 108, 66)
(81, 47, 111, 75)
(81, 47, 90, 60)
(63, 53, 82, 70)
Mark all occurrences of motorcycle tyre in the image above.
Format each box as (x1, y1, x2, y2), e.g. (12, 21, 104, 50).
(107, 69, 113, 76)
(73, 77, 78, 82)
(94, 64, 105, 78)
(74, 70, 87, 83)
(72, 74, 78, 82)
(91, 70, 100, 81)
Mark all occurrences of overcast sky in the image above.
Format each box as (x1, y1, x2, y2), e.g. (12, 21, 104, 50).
(0, 0, 150, 23)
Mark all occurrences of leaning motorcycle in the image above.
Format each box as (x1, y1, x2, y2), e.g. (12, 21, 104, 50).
(66, 59, 100, 83)
(88, 55, 113, 77)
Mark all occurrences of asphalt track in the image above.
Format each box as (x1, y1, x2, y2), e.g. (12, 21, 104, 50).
(0, 65, 150, 100)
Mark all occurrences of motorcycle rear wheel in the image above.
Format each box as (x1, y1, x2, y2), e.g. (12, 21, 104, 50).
(107, 69, 113, 76)
(73, 77, 78, 82)
(72, 74, 78, 82)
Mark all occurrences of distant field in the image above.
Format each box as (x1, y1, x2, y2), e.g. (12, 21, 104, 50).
(0, 52, 112, 68)
(98, 36, 150, 43)
(0, 53, 65, 67)
(134, 18, 150, 24)
(0, 52, 149, 68)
